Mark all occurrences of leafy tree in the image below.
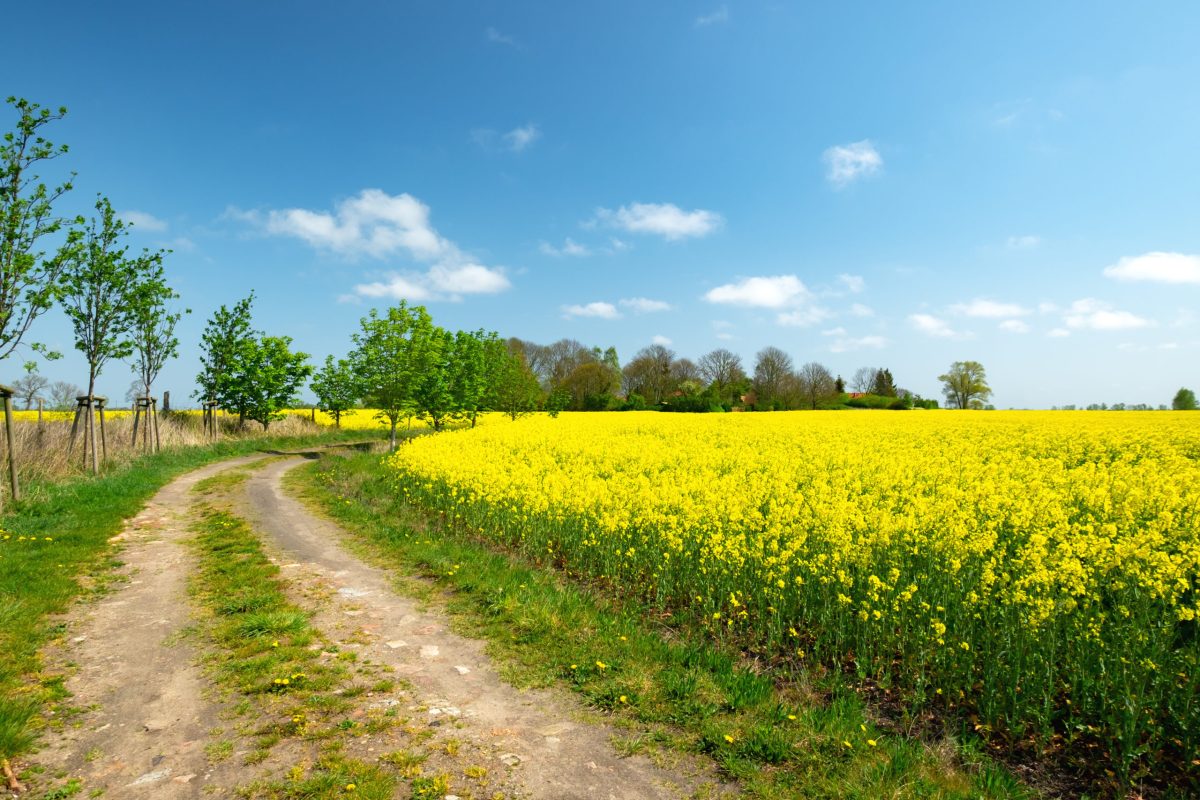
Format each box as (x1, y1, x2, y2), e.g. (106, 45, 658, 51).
(834, 374, 845, 394)
(350, 302, 445, 447)
(129, 271, 185, 404)
(939, 360, 992, 409)
(1, 97, 80, 367)
(560, 360, 620, 410)
(239, 335, 312, 430)
(60, 196, 168, 470)
(797, 361, 837, 409)
(870, 367, 897, 397)
(12, 370, 47, 409)
(1173, 387, 1197, 411)
(622, 344, 676, 405)
(412, 323, 454, 430)
(491, 349, 542, 420)
(197, 293, 257, 423)
(310, 355, 359, 427)
(447, 329, 504, 427)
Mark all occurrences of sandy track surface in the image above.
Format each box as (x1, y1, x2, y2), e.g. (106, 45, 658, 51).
(24, 453, 729, 799)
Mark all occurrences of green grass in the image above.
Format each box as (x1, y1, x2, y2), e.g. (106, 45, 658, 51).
(0, 428, 382, 763)
(187, 490, 396, 798)
(291, 450, 1032, 799)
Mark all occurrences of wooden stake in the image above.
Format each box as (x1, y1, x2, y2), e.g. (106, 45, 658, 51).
(152, 397, 161, 452)
(97, 397, 108, 466)
(2, 390, 18, 502)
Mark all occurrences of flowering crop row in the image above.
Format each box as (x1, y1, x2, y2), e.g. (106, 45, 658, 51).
(387, 411, 1200, 784)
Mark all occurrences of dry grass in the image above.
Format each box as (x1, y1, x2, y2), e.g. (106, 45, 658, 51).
(0, 411, 325, 492)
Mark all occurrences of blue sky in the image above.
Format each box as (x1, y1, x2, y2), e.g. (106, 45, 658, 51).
(7, 1, 1200, 408)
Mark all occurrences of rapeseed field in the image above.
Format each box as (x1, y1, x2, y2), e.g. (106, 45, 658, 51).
(388, 410, 1200, 784)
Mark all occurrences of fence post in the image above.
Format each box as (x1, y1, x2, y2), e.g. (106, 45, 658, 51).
(0, 385, 17, 505)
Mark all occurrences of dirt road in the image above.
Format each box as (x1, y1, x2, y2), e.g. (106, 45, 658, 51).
(24, 454, 728, 799)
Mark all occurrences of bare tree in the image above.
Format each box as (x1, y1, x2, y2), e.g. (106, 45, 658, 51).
(753, 346, 793, 409)
(12, 372, 48, 409)
(698, 348, 745, 387)
(797, 361, 837, 409)
(623, 343, 676, 403)
(49, 380, 81, 410)
(850, 366, 879, 393)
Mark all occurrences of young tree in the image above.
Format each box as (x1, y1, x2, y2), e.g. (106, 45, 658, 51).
(239, 335, 312, 430)
(447, 329, 504, 427)
(310, 355, 359, 427)
(130, 274, 185, 405)
(197, 293, 257, 424)
(412, 325, 455, 430)
(491, 349, 542, 420)
(12, 371, 47, 409)
(350, 302, 440, 449)
(1, 97, 80, 368)
(60, 196, 168, 471)
(939, 360, 992, 409)
(1173, 387, 1197, 411)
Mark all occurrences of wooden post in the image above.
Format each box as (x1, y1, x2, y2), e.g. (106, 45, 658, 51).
(151, 396, 161, 452)
(162, 390, 170, 412)
(311, 406, 316, 422)
(68, 396, 86, 453)
(95, 396, 108, 470)
(132, 397, 143, 447)
(0, 385, 17, 506)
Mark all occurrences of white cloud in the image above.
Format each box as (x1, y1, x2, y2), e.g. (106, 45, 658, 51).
(609, 237, 631, 252)
(829, 335, 887, 353)
(950, 299, 1031, 318)
(652, 334, 673, 346)
(695, 6, 729, 26)
(1063, 298, 1153, 331)
(1048, 328, 1071, 338)
(821, 327, 847, 337)
(1103, 252, 1200, 284)
(849, 303, 874, 317)
(486, 27, 518, 47)
(838, 273, 865, 293)
(119, 210, 167, 232)
(1037, 301, 1059, 314)
(539, 238, 590, 257)
(909, 313, 965, 339)
(594, 202, 722, 241)
(823, 140, 882, 187)
(998, 319, 1030, 334)
(620, 297, 671, 313)
(705, 275, 830, 327)
(504, 123, 541, 152)
(704, 275, 811, 309)
(1006, 234, 1041, 249)
(235, 189, 510, 301)
(562, 301, 620, 320)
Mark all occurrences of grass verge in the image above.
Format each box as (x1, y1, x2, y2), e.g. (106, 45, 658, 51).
(291, 449, 1030, 799)
(188, 469, 396, 798)
(0, 428, 383, 766)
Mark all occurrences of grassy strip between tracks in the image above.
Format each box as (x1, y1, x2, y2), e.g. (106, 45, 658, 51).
(290, 448, 1031, 800)
(0, 428, 384, 771)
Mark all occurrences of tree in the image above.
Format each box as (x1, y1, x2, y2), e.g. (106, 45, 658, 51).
(239, 335, 312, 431)
(560, 360, 620, 410)
(850, 366, 878, 394)
(1, 97, 80, 368)
(310, 355, 359, 427)
(60, 196, 168, 471)
(870, 367, 898, 397)
(1173, 387, 1197, 411)
(129, 270, 185, 405)
(753, 346, 793, 409)
(796, 361, 837, 409)
(939, 361, 992, 409)
(491, 350, 542, 420)
(197, 293, 257, 423)
(622, 344, 676, 405)
(412, 324, 454, 430)
(447, 329, 505, 426)
(48, 380, 81, 410)
(350, 302, 444, 448)
(12, 371, 47, 409)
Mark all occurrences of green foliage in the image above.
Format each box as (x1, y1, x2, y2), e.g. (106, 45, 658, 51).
(490, 350, 542, 421)
(350, 302, 432, 447)
(939, 360, 992, 409)
(239, 335, 313, 430)
(310, 355, 360, 426)
(1173, 387, 1197, 411)
(129, 267, 186, 398)
(0, 97, 79, 365)
(59, 195, 170, 397)
(197, 292, 257, 411)
(870, 368, 897, 397)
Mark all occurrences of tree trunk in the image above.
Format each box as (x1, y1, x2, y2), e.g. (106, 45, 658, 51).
(87, 372, 99, 474)
(389, 420, 397, 451)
